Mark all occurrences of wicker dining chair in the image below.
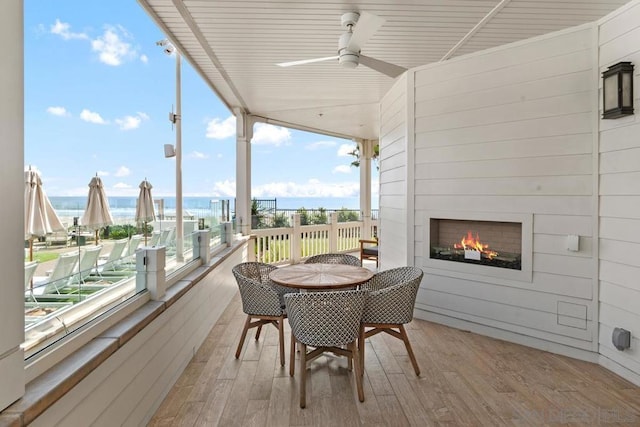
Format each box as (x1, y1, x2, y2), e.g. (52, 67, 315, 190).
(285, 289, 368, 408)
(359, 266, 423, 376)
(232, 262, 292, 367)
(304, 253, 361, 266)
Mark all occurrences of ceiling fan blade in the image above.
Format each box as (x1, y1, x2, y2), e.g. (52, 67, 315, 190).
(359, 55, 406, 78)
(347, 11, 385, 52)
(277, 56, 339, 67)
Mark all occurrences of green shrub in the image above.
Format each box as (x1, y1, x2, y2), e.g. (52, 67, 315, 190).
(297, 208, 310, 226)
(337, 208, 359, 222)
(107, 224, 138, 240)
(273, 213, 290, 228)
(310, 208, 328, 225)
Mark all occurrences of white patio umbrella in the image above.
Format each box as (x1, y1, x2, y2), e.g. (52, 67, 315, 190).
(135, 179, 155, 245)
(80, 175, 114, 245)
(24, 167, 65, 261)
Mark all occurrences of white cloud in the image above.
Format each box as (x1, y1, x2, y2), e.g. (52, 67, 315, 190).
(113, 182, 132, 189)
(50, 19, 88, 40)
(91, 26, 136, 66)
(205, 116, 291, 146)
(211, 178, 367, 198)
(306, 140, 337, 150)
(337, 143, 357, 157)
(188, 151, 209, 159)
(96, 170, 109, 177)
(140, 54, 148, 64)
(115, 116, 140, 130)
(211, 180, 236, 197)
(252, 123, 291, 146)
(206, 116, 236, 139)
(332, 165, 352, 174)
(115, 112, 148, 130)
(252, 179, 360, 198)
(47, 106, 70, 117)
(137, 112, 149, 120)
(114, 166, 131, 177)
(80, 109, 107, 124)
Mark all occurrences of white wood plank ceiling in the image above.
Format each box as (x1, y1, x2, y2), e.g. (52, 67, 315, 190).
(137, 0, 630, 140)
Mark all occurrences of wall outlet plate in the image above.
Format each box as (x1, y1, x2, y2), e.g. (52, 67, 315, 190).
(567, 234, 579, 252)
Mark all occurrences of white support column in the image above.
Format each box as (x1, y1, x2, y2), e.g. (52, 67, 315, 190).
(174, 49, 184, 262)
(0, 0, 25, 411)
(235, 108, 254, 236)
(359, 139, 374, 239)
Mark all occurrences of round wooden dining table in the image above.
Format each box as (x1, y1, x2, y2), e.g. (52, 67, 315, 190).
(269, 263, 373, 291)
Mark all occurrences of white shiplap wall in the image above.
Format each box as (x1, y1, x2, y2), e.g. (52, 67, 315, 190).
(598, 0, 640, 382)
(382, 24, 603, 357)
(379, 74, 409, 270)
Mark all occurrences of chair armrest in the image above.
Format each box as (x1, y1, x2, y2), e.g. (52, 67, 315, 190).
(359, 239, 377, 248)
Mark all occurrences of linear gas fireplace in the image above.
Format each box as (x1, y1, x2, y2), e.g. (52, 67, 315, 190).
(431, 219, 521, 270)
(424, 211, 532, 282)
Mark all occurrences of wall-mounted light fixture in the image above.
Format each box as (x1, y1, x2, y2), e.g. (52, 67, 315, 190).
(164, 144, 176, 158)
(602, 61, 634, 119)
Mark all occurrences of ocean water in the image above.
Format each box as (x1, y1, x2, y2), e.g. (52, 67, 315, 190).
(49, 196, 376, 222)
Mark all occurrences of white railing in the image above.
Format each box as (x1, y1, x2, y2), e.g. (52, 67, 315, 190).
(252, 213, 378, 265)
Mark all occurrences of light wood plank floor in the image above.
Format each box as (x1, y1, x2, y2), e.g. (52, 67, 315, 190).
(149, 293, 640, 426)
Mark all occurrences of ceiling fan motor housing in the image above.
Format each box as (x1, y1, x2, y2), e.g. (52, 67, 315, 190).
(341, 12, 360, 29)
(338, 31, 359, 68)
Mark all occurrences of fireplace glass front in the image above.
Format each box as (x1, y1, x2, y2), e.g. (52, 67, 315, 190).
(430, 219, 522, 270)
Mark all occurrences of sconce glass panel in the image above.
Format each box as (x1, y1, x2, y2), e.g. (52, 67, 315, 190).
(602, 61, 634, 119)
(622, 72, 632, 107)
(604, 74, 618, 111)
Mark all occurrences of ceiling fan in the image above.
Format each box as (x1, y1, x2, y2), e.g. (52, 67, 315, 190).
(276, 11, 406, 78)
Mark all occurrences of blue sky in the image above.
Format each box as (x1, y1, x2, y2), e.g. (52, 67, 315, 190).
(24, 1, 373, 199)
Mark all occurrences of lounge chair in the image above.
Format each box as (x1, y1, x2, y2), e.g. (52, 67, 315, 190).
(97, 238, 129, 273)
(24, 261, 39, 301)
(122, 235, 142, 262)
(162, 228, 176, 255)
(46, 224, 71, 247)
(68, 245, 103, 285)
(156, 228, 171, 246)
(31, 252, 79, 299)
(149, 230, 161, 246)
(163, 228, 175, 247)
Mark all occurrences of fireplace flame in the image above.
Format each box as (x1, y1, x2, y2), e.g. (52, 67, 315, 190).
(454, 231, 498, 260)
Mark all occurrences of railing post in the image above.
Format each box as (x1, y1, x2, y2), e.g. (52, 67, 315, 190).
(291, 213, 301, 264)
(248, 234, 257, 262)
(136, 246, 166, 300)
(329, 212, 338, 253)
(222, 221, 233, 246)
(192, 229, 211, 263)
